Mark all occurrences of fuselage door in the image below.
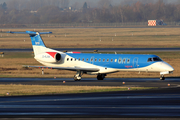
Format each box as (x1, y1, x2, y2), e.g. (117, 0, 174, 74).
(133, 57, 139, 68)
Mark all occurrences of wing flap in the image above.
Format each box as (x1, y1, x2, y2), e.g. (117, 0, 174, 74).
(23, 65, 99, 72)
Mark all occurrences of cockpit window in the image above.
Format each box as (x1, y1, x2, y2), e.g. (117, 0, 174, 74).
(148, 57, 162, 62)
(153, 57, 162, 61)
(148, 58, 153, 62)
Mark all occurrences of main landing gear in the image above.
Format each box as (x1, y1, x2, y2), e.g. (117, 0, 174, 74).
(74, 72, 106, 81)
(97, 74, 106, 80)
(74, 71, 82, 81)
(160, 75, 165, 80)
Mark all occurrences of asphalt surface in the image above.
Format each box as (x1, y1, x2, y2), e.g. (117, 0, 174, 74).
(0, 77, 180, 87)
(0, 87, 180, 118)
(1, 48, 180, 52)
(0, 77, 180, 118)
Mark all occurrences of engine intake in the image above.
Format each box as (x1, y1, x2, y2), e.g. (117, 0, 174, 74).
(35, 52, 62, 63)
(55, 53, 61, 62)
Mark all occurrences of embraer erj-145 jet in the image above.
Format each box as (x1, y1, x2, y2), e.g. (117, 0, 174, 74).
(8, 31, 174, 81)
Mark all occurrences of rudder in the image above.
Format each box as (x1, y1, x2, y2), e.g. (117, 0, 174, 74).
(27, 31, 46, 47)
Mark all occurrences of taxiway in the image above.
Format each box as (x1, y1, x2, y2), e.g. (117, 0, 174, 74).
(0, 77, 180, 87)
(0, 77, 180, 118)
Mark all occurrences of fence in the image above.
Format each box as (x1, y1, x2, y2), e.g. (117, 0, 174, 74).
(25, 22, 148, 28)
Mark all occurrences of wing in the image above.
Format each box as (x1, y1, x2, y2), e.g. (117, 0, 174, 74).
(23, 65, 100, 72)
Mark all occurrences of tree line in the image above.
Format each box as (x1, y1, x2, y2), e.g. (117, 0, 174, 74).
(0, 0, 180, 24)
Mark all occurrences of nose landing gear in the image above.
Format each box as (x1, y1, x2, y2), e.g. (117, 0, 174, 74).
(160, 75, 165, 80)
(74, 71, 82, 81)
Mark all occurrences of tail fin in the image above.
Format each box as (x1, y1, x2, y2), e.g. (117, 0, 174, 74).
(27, 31, 47, 48)
(8, 31, 52, 56)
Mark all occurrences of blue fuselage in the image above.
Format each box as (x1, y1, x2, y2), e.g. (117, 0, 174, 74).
(67, 53, 159, 69)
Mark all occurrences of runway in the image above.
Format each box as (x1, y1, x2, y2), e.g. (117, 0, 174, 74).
(0, 77, 180, 87)
(1, 77, 180, 118)
(1, 47, 180, 52)
(0, 87, 180, 117)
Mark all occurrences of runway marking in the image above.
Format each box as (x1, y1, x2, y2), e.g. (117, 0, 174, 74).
(0, 95, 180, 104)
(0, 112, 82, 116)
(121, 113, 180, 117)
(1, 112, 179, 117)
(0, 105, 180, 109)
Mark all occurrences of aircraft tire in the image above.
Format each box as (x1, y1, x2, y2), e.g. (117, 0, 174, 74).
(97, 74, 105, 80)
(74, 76, 78, 81)
(160, 76, 165, 81)
(74, 76, 81, 81)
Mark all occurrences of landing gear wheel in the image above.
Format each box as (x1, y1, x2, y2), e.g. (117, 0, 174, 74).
(77, 78, 81, 81)
(74, 76, 77, 81)
(74, 76, 81, 81)
(97, 74, 106, 80)
(74, 71, 82, 81)
(160, 75, 165, 81)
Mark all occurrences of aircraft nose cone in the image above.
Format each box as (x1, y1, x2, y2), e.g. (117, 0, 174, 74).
(161, 62, 174, 71)
(170, 66, 174, 71)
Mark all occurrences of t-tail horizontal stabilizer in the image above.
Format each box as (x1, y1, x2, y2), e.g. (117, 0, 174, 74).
(8, 31, 53, 55)
(7, 31, 52, 35)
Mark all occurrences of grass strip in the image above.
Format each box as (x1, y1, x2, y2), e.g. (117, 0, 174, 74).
(1, 28, 180, 49)
(0, 84, 156, 96)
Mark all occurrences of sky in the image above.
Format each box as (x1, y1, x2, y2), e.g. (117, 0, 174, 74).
(69, 0, 178, 5)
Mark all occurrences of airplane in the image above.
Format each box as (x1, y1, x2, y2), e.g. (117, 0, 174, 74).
(8, 31, 174, 81)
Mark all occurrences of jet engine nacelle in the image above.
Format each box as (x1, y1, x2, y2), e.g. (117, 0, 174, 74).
(35, 52, 61, 63)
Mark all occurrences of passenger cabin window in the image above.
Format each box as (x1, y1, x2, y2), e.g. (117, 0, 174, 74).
(95, 58, 97, 62)
(123, 59, 126, 63)
(67, 58, 69, 61)
(99, 59, 101, 62)
(107, 59, 109, 62)
(78, 58, 81, 61)
(103, 59, 105, 62)
(71, 58, 73, 61)
(111, 59, 113, 62)
(127, 59, 130, 63)
(118, 58, 122, 63)
(90, 58, 93, 62)
(82, 58, 84, 61)
(86, 58, 89, 61)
